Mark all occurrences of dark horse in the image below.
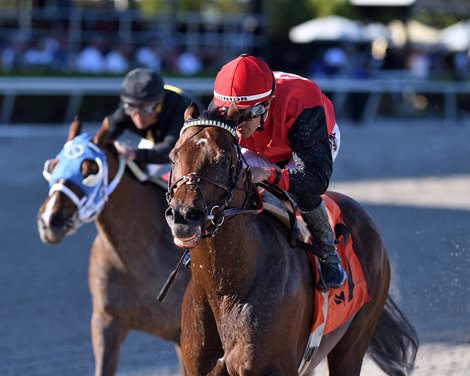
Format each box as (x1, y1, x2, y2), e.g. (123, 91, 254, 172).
(165, 104, 418, 375)
(37, 117, 190, 376)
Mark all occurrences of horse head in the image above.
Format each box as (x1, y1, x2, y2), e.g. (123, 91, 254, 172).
(37, 117, 125, 244)
(165, 102, 251, 249)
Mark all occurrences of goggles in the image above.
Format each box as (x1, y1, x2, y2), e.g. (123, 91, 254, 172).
(237, 103, 268, 123)
(123, 99, 162, 116)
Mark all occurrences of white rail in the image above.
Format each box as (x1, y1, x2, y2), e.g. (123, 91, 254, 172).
(0, 76, 468, 124)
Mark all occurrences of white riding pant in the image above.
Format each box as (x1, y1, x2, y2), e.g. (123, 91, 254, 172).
(137, 138, 169, 176)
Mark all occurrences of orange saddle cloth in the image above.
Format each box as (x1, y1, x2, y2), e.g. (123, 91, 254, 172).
(308, 194, 370, 335)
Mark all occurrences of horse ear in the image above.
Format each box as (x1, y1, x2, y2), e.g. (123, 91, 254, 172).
(67, 115, 82, 141)
(226, 101, 240, 124)
(93, 116, 110, 146)
(184, 102, 199, 121)
(190, 101, 201, 119)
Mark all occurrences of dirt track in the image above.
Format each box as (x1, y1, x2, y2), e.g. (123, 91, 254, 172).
(0, 122, 469, 375)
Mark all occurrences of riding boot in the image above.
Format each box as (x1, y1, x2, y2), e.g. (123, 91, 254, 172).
(300, 201, 347, 292)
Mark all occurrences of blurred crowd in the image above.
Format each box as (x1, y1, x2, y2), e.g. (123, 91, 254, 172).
(0, 3, 468, 81)
(0, 2, 260, 76)
(309, 44, 469, 82)
(2, 32, 468, 82)
(0, 34, 224, 76)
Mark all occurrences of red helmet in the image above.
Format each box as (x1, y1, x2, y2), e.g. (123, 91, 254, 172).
(213, 54, 274, 109)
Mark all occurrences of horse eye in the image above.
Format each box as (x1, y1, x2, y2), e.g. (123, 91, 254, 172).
(220, 159, 228, 168)
(81, 159, 99, 178)
(168, 151, 177, 165)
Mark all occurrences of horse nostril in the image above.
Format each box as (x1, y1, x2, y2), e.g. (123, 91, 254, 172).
(49, 213, 65, 230)
(185, 208, 206, 225)
(166, 206, 188, 225)
(166, 206, 205, 226)
(165, 207, 174, 220)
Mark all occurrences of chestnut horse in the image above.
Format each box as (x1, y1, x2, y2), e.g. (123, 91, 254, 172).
(165, 105, 418, 375)
(37, 117, 190, 376)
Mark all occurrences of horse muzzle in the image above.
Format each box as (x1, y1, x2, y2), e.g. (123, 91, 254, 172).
(37, 214, 69, 244)
(37, 203, 78, 244)
(165, 206, 206, 249)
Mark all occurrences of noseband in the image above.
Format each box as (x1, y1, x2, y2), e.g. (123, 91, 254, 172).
(166, 119, 250, 236)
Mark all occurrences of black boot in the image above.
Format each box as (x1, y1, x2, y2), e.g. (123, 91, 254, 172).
(300, 201, 347, 292)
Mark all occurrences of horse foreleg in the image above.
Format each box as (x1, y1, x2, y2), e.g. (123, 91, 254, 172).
(206, 358, 229, 376)
(91, 312, 128, 376)
(174, 345, 188, 376)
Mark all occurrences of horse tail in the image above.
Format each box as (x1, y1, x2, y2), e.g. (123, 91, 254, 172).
(368, 295, 419, 376)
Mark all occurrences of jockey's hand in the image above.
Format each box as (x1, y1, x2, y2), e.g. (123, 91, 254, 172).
(248, 166, 273, 184)
(114, 142, 136, 161)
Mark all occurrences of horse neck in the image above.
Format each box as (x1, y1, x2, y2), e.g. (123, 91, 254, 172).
(96, 155, 167, 258)
(191, 190, 265, 297)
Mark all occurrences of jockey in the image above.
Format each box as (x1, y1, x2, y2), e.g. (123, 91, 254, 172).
(106, 67, 200, 173)
(211, 54, 346, 292)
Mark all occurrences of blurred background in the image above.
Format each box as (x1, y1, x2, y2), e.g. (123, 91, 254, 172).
(0, 1, 469, 375)
(0, 0, 468, 124)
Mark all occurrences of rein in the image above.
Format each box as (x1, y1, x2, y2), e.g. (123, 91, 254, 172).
(167, 119, 261, 237)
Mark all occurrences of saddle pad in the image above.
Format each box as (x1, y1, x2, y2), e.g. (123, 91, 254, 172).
(126, 161, 170, 189)
(309, 194, 370, 335)
(261, 192, 371, 335)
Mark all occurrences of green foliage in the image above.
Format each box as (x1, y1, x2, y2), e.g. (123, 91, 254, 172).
(137, 0, 164, 13)
(135, 0, 245, 13)
(176, 0, 205, 12)
(413, 10, 462, 29)
(266, 0, 355, 38)
(307, 0, 351, 18)
(266, 0, 314, 38)
(0, 0, 18, 9)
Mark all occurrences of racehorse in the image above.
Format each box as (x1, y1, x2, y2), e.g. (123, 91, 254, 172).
(37, 117, 190, 376)
(165, 103, 419, 375)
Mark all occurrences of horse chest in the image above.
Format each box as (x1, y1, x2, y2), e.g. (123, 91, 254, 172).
(217, 304, 260, 347)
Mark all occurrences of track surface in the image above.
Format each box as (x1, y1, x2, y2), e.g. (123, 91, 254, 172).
(0, 123, 469, 375)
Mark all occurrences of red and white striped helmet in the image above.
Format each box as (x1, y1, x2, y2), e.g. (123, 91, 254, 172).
(213, 54, 275, 109)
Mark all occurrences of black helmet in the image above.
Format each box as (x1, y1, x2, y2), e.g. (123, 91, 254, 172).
(120, 68, 164, 104)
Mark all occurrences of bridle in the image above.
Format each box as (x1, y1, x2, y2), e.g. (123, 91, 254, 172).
(43, 135, 126, 229)
(158, 118, 262, 301)
(166, 119, 260, 237)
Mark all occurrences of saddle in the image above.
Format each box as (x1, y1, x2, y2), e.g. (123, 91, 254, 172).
(125, 160, 169, 190)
